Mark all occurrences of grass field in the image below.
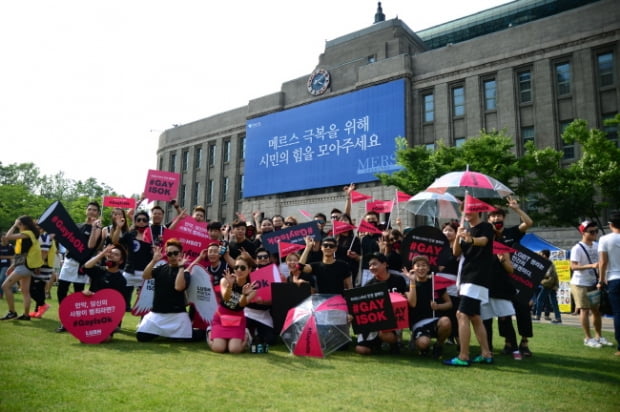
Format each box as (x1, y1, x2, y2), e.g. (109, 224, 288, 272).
(1, 291, 619, 412)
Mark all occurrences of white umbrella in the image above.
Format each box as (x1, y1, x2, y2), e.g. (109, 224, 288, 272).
(405, 191, 461, 220)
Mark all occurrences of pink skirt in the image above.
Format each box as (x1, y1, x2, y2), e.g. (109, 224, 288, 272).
(210, 307, 246, 340)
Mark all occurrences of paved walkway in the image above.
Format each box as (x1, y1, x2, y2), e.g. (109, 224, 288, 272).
(534, 312, 614, 332)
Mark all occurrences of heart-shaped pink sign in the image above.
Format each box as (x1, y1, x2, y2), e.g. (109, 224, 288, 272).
(59, 289, 125, 344)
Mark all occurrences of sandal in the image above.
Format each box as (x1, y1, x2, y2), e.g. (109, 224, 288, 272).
(471, 355, 494, 364)
(442, 356, 471, 367)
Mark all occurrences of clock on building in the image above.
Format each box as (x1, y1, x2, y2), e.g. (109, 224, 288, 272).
(307, 68, 330, 96)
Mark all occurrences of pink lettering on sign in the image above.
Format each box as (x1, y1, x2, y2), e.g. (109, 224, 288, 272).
(144, 169, 180, 202)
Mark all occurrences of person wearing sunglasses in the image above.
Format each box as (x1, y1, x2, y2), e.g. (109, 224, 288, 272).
(137, 239, 195, 342)
(245, 248, 280, 347)
(209, 256, 257, 353)
(299, 235, 352, 295)
(111, 210, 154, 312)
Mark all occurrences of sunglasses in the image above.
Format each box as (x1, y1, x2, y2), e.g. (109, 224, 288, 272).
(316, 220, 326, 225)
(166, 251, 180, 257)
(322, 243, 336, 249)
(257, 254, 270, 259)
(284, 222, 295, 226)
(234, 265, 248, 271)
(135, 217, 149, 223)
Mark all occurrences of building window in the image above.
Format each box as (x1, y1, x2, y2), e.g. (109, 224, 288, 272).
(194, 146, 202, 169)
(208, 143, 216, 167)
(454, 137, 465, 147)
(207, 179, 214, 204)
(483, 79, 497, 111)
(367, 55, 376, 63)
(425, 143, 435, 151)
(240, 136, 246, 159)
(239, 174, 244, 199)
(179, 184, 186, 207)
(560, 120, 574, 159)
(451, 86, 465, 117)
(222, 177, 229, 202)
(181, 150, 189, 172)
(169, 153, 176, 172)
(423, 93, 434, 123)
(224, 140, 231, 163)
(597, 52, 614, 87)
(521, 126, 535, 146)
(192, 182, 200, 205)
(517, 70, 532, 103)
(158, 157, 163, 170)
(555, 62, 571, 96)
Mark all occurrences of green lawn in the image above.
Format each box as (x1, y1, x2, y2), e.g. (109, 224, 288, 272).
(1, 291, 619, 412)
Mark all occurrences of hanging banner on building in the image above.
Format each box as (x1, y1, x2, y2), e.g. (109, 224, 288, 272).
(144, 169, 180, 202)
(244, 79, 406, 197)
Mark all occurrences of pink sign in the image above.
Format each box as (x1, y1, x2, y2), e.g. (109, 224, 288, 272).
(250, 264, 281, 303)
(389, 292, 409, 330)
(144, 169, 180, 202)
(162, 228, 214, 261)
(103, 196, 136, 210)
(59, 289, 125, 344)
(175, 216, 209, 239)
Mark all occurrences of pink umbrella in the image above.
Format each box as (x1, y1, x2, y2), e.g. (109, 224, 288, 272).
(280, 294, 350, 358)
(426, 169, 513, 198)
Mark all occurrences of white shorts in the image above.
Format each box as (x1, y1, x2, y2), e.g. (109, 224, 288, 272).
(137, 312, 192, 339)
(58, 258, 88, 284)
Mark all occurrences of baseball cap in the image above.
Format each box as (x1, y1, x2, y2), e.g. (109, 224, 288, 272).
(578, 220, 597, 233)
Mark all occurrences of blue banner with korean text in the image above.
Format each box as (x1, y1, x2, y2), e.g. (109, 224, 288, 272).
(244, 79, 406, 197)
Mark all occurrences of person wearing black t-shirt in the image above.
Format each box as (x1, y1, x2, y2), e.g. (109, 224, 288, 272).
(300, 236, 352, 295)
(488, 196, 534, 357)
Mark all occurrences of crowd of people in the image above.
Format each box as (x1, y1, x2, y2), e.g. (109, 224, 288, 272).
(1, 186, 619, 361)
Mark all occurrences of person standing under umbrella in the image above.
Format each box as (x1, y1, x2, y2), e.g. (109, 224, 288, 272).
(443, 210, 495, 366)
(487, 196, 534, 357)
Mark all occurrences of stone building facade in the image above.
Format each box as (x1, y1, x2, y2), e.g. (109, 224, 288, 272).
(156, 0, 619, 227)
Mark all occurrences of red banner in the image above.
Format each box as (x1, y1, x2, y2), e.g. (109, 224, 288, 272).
(358, 219, 383, 235)
(174, 216, 209, 239)
(332, 220, 356, 236)
(250, 264, 282, 303)
(396, 190, 411, 203)
(144, 169, 180, 202)
(278, 241, 306, 258)
(162, 228, 214, 261)
(103, 196, 136, 210)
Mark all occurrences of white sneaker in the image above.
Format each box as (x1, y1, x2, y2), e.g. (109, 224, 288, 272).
(584, 338, 602, 348)
(597, 337, 614, 347)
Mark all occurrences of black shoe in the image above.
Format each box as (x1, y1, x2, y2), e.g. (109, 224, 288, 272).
(16, 314, 30, 320)
(55, 325, 66, 333)
(519, 344, 532, 357)
(501, 345, 514, 355)
(0, 311, 18, 320)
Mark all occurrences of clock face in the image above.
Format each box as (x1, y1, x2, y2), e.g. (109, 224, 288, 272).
(307, 68, 330, 96)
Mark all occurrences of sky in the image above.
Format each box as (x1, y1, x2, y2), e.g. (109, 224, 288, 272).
(0, 0, 510, 197)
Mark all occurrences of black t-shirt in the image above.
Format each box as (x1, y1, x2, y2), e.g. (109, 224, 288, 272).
(460, 221, 494, 288)
(310, 259, 352, 295)
(409, 279, 447, 325)
(365, 273, 407, 294)
(488, 255, 515, 299)
(151, 264, 190, 313)
(499, 225, 524, 247)
(229, 238, 257, 259)
(84, 266, 127, 294)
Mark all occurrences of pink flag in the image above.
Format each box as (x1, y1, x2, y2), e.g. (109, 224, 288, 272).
(433, 274, 457, 290)
(350, 190, 373, 203)
(396, 190, 411, 203)
(278, 241, 306, 258)
(366, 200, 394, 214)
(358, 219, 383, 235)
(103, 196, 136, 210)
(298, 209, 313, 219)
(332, 220, 356, 236)
(493, 241, 517, 255)
(464, 194, 497, 213)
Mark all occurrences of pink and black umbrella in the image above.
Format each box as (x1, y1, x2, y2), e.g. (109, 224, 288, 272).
(426, 169, 513, 199)
(280, 294, 350, 358)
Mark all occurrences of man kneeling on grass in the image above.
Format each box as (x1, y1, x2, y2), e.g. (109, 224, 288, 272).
(404, 255, 452, 359)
